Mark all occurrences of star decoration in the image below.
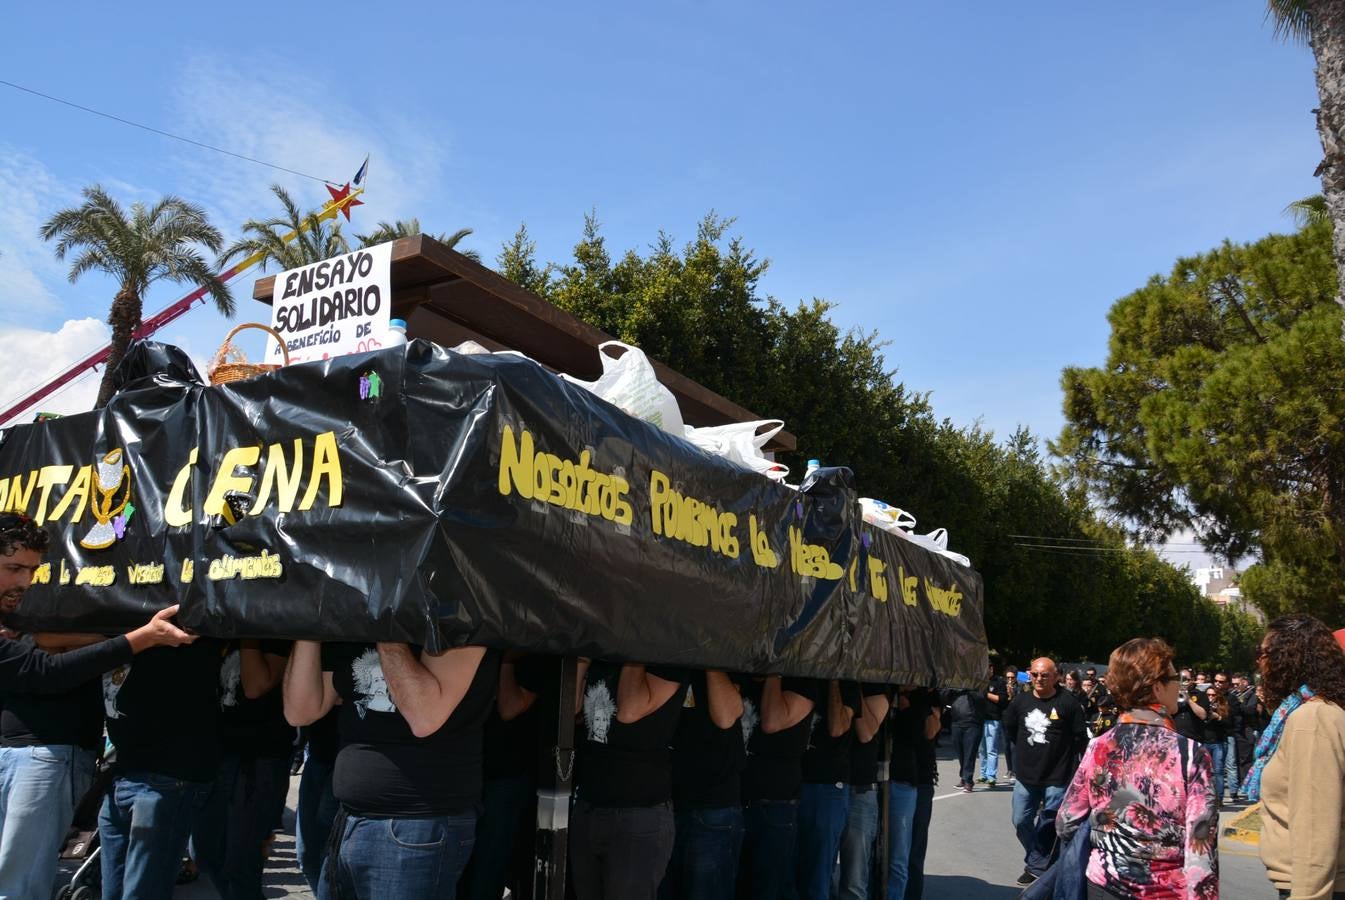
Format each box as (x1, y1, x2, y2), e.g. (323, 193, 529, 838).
(325, 182, 364, 221)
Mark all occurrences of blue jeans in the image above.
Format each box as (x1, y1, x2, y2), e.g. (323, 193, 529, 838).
(836, 787, 879, 900)
(99, 771, 212, 900)
(659, 805, 743, 900)
(1011, 782, 1066, 875)
(1225, 736, 1239, 798)
(950, 724, 979, 786)
(460, 773, 535, 900)
(318, 810, 477, 900)
(194, 754, 292, 900)
(296, 753, 339, 893)
(886, 783, 918, 900)
(904, 784, 934, 900)
(980, 721, 1001, 782)
(739, 800, 798, 900)
(1203, 741, 1226, 802)
(0, 744, 95, 900)
(796, 782, 850, 900)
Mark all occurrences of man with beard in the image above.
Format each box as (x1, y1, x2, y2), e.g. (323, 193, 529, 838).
(0, 513, 196, 900)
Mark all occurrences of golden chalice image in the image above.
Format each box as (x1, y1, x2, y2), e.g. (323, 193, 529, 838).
(80, 449, 132, 550)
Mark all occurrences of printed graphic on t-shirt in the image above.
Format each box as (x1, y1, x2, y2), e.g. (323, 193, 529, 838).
(583, 680, 616, 742)
(351, 649, 397, 719)
(1025, 707, 1051, 745)
(584, 681, 616, 744)
(741, 698, 759, 751)
(220, 650, 241, 708)
(103, 664, 129, 719)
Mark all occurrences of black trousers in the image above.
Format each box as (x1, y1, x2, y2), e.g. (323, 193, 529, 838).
(951, 723, 980, 785)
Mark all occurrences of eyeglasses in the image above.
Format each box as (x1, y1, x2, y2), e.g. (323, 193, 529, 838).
(1030, 672, 1053, 679)
(1157, 673, 1179, 684)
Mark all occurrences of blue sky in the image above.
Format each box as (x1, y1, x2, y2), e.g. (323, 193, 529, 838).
(0, 2, 1318, 516)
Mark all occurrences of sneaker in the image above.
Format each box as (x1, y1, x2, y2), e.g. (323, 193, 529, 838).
(1016, 870, 1038, 886)
(962, 782, 973, 793)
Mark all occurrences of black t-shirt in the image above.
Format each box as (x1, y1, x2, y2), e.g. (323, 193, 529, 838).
(1, 637, 105, 751)
(984, 677, 1008, 722)
(912, 689, 939, 786)
(740, 677, 823, 802)
(671, 671, 745, 809)
(890, 689, 932, 785)
(305, 706, 341, 765)
(218, 641, 296, 759)
(801, 681, 863, 785)
(1002, 690, 1086, 787)
(483, 655, 556, 782)
(848, 684, 891, 788)
(325, 643, 500, 817)
(945, 689, 984, 726)
(103, 640, 223, 783)
(576, 662, 687, 808)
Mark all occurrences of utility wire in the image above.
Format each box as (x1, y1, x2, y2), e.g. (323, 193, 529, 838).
(1012, 543, 1212, 554)
(0, 79, 340, 185)
(1008, 533, 1207, 547)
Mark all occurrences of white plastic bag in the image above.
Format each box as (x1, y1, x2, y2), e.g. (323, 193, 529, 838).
(893, 526, 972, 567)
(683, 420, 789, 481)
(859, 498, 917, 533)
(560, 341, 685, 435)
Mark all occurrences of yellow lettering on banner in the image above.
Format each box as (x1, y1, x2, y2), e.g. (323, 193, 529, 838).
(925, 580, 963, 617)
(206, 551, 284, 582)
(74, 565, 115, 587)
(749, 515, 779, 568)
(165, 448, 200, 528)
(648, 471, 740, 559)
(59, 560, 71, 585)
(126, 562, 164, 585)
(31, 563, 51, 585)
(788, 526, 843, 580)
(898, 565, 919, 607)
(299, 432, 343, 511)
(2, 470, 38, 514)
(33, 465, 74, 524)
(868, 557, 890, 602)
(249, 439, 305, 514)
(49, 465, 92, 523)
(497, 424, 634, 527)
(203, 446, 260, 517)
(181, 559, 194, 584)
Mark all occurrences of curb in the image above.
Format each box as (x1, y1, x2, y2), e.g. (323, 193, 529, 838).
(1222, 803, 1262, 845)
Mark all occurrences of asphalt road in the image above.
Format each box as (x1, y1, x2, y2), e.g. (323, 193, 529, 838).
(69, 738, 1278, 899)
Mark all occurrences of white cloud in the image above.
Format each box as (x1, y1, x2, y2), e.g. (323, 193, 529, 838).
(0, 318, 108, 426)
(166, 57, 451, 255)
(0, 147, 82, 323)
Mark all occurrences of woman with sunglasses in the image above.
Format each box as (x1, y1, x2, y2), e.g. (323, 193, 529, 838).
(1246, 614, 1345, 900)
(1056, 638, 1218, 899)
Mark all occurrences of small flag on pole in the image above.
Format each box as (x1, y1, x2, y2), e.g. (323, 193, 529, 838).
(353, 155, 369, 187)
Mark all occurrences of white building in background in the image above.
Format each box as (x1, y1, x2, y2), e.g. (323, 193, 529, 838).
(1192, 565, 1263, 621)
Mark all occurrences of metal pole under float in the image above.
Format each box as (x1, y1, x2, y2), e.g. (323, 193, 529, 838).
(532, 656, 577, 900)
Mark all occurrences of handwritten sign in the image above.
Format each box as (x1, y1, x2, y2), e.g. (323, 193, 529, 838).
(266, 242, 394, 364)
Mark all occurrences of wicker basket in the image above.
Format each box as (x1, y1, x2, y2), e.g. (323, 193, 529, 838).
(207, 323, 290, 385)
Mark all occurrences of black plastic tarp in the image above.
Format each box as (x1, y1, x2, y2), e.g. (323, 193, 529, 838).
(0, 340, 988, 687)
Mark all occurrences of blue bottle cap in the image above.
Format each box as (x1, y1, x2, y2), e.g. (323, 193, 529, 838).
(390, 318, 408, 329)
(807, 458, 820, 468)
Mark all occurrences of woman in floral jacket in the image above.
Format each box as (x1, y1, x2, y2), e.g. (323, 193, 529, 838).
(1057, 638, 1219, 900)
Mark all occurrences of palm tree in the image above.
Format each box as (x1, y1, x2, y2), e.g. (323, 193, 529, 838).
(355, 218, 480, 260)
(1267, 2, 1345, 319)
(40, 186, 233, 408)
(1286, 193, 1330, 227)
(220, 184, 350, 271)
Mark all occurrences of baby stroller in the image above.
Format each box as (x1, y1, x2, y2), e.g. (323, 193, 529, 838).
(54, 752, 117, 900)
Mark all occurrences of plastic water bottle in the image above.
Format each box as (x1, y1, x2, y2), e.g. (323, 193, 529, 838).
(385, 318, 408, 346)
(805, 458, 820, 478)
